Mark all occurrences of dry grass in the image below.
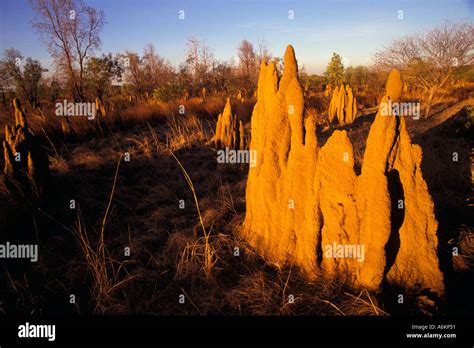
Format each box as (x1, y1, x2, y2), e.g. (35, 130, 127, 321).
(0, 93, 471, 317)
(169, 149, 217, 281)
(453, 226, 474, 272)
(224, 268, 388, 316)
(164, 114, 211, 151)
(37, 154, 137, 313)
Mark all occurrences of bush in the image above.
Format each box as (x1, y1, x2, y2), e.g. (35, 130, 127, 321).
(152, 84, 183, 101)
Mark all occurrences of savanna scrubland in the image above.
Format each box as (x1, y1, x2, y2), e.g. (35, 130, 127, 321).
(0, 0, 473, 317)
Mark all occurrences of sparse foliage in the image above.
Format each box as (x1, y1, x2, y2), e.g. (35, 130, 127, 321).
(237, 40, 257, 95)
(84, 53, 123, 99)
(185, 37, 215, 95)
(1, 48, 44, 108)
(31, 0, 105, 101)
(375, 21, 474, 117)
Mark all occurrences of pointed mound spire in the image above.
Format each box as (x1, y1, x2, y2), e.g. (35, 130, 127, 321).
(385, 69, 403, 101)
(283, 44, 298, 78)
(242, 47, 444, 296)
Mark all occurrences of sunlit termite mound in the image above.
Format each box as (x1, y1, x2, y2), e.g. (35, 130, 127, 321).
(328, 84, 358, 125)
(241, 45, 444, 296)
(3, 98, 49, 194)
(212, 97, 246, 150)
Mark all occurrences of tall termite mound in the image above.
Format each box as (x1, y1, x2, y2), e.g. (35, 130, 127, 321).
(242, 45, 321, 278)
(357, 70, 443, 294)
(242, 45, 444, 295)
(3, 98, 49, 192)
(328, 84, 357, 125)
(354, 69, 443, 294)
(213, 97, 246, 150)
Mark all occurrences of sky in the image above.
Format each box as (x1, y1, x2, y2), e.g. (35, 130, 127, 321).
(0, 0, 473, 74)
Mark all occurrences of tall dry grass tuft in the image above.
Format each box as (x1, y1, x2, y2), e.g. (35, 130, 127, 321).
(53, 154, 136, 312)
(169, 150, 217, 281)
(72, 208, 112, 311)
(164, 113, 210, 151)
(176, 235, 218, 281)
(125, 131, 155, 158)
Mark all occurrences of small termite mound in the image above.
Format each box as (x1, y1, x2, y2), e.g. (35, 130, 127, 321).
(328, 84, 358, 125)
(3, 98, 49, 194)
(95, 97, 106, 117)
(213, 97, 246, 150)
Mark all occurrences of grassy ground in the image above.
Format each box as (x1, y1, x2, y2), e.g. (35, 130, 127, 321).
(0, 91, 472, 316)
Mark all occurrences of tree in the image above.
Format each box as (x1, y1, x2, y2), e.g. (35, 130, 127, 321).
(142, 43, 174, 93)
(237, 40, 257, 94)
(23, 57, 44, 108)
(84, 53, 123, 99)
(0, 61, 10, 110)
(122, 45, 175, 98)
(211, 60, 235, 94)
(30, 0, 105, 101)
(43, 75, 63, 101)
(375, 21, 474, 117)
(185, 37, 215, 95)
(324, 53, 345, 86)
(123, 51, 144, 96)
(256, 39, 272, 64)
(1, 48, 44, 108)
(345, 65, 371, 88)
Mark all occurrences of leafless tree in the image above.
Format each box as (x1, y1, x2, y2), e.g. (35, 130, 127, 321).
(123, 51, 143, 95)
(142, 43, 174, 91)
(237, 40, 257, 94)
(30, 0, 105, 101)
(256, 38, 272, 64)
(0, 60, 11, 110)
(122, 45, 175, 97)
(375, 21, 473, 117)
(185, 37, 215, 94)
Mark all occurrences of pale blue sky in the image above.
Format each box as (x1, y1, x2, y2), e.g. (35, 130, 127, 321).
(1, 0, 473, 74)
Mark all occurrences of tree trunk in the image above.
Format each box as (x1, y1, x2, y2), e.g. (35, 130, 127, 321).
(425, 87, 436, 118)
(1, 87, 7, 111)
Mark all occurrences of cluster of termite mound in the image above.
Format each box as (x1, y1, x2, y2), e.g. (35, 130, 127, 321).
(328, 84, 358, 124)
(3, 98, 49, 194)
(212, 97, 246, 150)
(241, 45, 444, 296)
